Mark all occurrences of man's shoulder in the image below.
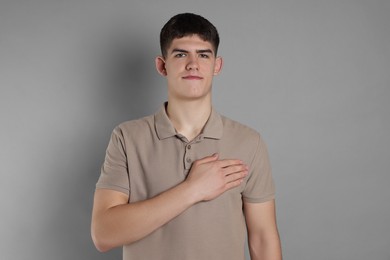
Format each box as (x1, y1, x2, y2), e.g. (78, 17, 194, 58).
(218, 114, 266, 161)
(219, 114, 261, 140)
(113, 114, 155, 137)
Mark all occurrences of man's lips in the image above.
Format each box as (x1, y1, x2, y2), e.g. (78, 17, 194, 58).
(182, 75, 203, 80)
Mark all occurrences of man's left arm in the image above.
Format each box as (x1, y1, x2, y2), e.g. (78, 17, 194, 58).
(244, 199, 282, 260)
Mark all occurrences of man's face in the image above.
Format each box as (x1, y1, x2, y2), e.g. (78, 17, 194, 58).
(156, 35, 222, 102)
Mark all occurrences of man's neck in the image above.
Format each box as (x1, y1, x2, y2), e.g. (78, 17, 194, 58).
(166, 98, 212, 142)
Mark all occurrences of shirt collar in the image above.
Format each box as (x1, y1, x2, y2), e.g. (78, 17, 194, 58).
(154, 103, 223, 140)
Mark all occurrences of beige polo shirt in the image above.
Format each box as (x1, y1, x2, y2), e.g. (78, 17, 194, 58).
(96, 104, 275, 260)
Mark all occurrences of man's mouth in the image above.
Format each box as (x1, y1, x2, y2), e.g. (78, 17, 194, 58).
(182, 75, 203, 80)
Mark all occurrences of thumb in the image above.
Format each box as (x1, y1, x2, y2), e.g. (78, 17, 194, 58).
(196, 153, 219, 164)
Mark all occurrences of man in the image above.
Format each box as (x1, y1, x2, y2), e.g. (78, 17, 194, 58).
(91, 13, 282, 260)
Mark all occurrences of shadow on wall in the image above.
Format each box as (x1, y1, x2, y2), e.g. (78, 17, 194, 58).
(43, 30, 158, 259)
(94, 29, 159, 122)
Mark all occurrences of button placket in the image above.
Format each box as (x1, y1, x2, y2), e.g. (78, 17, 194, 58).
(184, 143, 194, 170)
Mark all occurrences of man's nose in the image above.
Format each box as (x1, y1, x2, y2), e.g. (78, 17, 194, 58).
(185, 56, 199, 70)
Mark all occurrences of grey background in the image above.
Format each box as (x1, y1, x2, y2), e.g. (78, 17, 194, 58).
(1, 0, 389, 259)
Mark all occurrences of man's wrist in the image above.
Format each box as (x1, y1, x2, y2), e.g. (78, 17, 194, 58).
(179, 180, 202, 206)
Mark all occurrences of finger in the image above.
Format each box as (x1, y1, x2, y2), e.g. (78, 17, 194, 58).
(195, 153, 219, 165)
(218, 159, 244, 168)
(224, 178, 245, 191)
(225, 171, 248, 184)
(222, 165, 248, 176)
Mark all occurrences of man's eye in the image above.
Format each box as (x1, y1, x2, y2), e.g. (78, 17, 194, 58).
(199, 54, 209, 58)
(175, 53, 186, 58)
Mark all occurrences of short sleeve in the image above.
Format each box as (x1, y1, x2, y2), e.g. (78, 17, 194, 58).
(242, 134, 275, 203)
(95, 127, 130, 195)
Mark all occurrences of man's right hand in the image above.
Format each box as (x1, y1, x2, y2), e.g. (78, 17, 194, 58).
(185, 154, 248, 202)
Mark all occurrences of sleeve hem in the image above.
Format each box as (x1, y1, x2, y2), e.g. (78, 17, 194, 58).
(95, 183, 129, 196)
(243, 193, 275, 203)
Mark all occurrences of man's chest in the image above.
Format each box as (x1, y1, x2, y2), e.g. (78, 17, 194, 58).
(125, 136, 248, 202)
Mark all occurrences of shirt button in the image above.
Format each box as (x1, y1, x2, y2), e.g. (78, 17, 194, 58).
(187, 145, 191, 150)
(186, 157, 192, 163)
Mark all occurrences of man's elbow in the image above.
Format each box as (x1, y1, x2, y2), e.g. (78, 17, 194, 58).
(91, 228, 115, 253)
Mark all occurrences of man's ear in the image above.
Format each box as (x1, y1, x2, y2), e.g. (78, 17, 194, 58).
(213, 56, 223, 75)
(155, 56, 167, 76)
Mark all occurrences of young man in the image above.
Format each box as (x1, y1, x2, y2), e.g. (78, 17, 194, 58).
(91, 13, 282, 260)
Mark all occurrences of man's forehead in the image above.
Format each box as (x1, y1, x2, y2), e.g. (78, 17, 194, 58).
(168, 35, 214, 52)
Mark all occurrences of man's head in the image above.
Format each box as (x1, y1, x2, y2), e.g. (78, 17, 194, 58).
(156, 13, 223, 103)
(160, 13, 220, 58)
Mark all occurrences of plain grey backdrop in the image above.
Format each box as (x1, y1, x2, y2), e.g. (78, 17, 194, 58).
(1, 0, 389, 259)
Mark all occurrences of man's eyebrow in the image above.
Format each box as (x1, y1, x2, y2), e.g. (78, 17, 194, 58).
(196, 49, 213, 54)
(171, 48, 189, 53)
(170, 48, 214, 54)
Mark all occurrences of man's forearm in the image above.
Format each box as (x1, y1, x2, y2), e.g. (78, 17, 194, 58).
(92, 155, 248, 252)
(248, 234, 282, 260)
(92, 181, 198, 252)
